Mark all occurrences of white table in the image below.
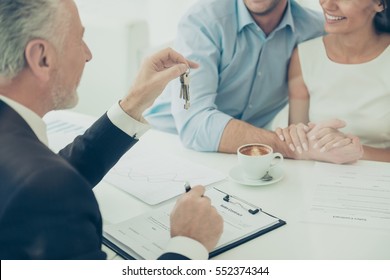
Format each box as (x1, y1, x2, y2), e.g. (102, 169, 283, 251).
(95, 129, 390, 260)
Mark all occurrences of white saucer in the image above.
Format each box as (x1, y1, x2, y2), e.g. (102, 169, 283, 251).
(229, 165, 284, 186)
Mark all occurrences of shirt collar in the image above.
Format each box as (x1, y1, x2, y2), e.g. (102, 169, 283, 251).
(277, 0, 295, 33)
(237, 0, 255, 32)
(0, 95, 49, 146)
(237, 0, 295, 33)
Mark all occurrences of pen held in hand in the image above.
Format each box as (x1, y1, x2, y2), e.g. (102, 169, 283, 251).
(184, 182, 191, 193)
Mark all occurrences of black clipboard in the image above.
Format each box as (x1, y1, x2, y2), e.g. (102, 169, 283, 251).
(103, 187, 286, 260)
(208, 187, 286, 258)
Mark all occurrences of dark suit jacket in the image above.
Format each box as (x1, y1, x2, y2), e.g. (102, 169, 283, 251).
(0, 100, 188, 260)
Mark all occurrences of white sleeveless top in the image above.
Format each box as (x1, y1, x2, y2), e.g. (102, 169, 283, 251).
(299, 37, 390, 149)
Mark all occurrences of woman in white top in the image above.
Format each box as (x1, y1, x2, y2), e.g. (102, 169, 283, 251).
(276, 0, 390, 162)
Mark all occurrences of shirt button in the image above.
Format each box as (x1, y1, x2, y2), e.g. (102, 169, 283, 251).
(248, 104, 253, 109)
(257, 72, 262, 76)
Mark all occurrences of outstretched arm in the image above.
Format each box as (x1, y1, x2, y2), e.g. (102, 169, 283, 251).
(60, 48, 199, 184)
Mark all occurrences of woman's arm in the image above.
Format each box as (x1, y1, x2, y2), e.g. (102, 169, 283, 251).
(362, 146, 390, 162)
(288, 48, 310, 125)
(276, 48, 310, 153)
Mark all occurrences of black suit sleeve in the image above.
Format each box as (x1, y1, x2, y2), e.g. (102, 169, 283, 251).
(0, 163, 106, 260)
(59, 113, 138, 187)
(157, 253, 191, 260)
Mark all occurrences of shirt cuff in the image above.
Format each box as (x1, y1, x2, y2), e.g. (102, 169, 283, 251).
(164, 236, 209, 260)
(107, 101, 151, 139)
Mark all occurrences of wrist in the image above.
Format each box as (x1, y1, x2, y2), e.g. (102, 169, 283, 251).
(119, 89, 147, 122)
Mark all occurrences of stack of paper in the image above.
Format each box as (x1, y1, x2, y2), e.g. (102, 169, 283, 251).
(305, 161, 390, 230)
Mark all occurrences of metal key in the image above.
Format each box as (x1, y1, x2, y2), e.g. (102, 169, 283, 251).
(180, 69, 190, 109)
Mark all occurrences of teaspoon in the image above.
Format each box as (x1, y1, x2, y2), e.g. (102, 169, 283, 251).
(260, 171, 273, 181)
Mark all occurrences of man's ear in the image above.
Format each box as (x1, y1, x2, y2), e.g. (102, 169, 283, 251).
(24, 39, 56, 82)
(376, 0, 385, 12)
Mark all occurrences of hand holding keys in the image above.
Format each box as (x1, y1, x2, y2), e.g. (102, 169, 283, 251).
(180, 69, 190, 109)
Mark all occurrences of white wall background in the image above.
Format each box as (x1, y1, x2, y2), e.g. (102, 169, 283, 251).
(72, 0, 321, 116)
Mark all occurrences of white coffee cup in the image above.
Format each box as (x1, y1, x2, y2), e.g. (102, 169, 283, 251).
(237, 143, 283, 180)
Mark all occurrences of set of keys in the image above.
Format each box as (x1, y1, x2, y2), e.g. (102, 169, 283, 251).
(179, 69, 190, 110)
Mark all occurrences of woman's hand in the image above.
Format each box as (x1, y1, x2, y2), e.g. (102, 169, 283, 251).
(275, 123, 310, 154)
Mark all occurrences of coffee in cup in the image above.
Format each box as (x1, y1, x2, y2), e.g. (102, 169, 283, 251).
(237, 143, 283, 180)
(239, 145, 271, 156)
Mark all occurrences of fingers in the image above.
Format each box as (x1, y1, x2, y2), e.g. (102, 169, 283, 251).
(157, 63, 190, 83)
(144, 47, 200, 88)
(318, 118, 346, 130)
(307, 122, 316, 130)
(275, 127, 284, 141)
(153, 47, 199, 71)
(277, 123, 309, 153)
(341, 136, 363, 163)
(311, 127, 339, 142)
(277, 120, 352, 157)
(170, 186, 223, 252)
(122, 48, 199, 121)
(309, 134, 363, 164)
(186, 185, 206, 197)
(351, 136, 364, 157)
(294, 124, 309, 152)
(282, 127, 295, 152)
(187, 60, 200, 69)
(329, 137, 352, 149)
(314, 134, 352, 152)
(308, 119, 346, 140)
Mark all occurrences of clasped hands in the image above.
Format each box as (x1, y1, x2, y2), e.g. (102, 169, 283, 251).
(275, 119, 364, 164)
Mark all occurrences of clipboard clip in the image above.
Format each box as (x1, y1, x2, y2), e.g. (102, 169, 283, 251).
(223, 194, 260, 215)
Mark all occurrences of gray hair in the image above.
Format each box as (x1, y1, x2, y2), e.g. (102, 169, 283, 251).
(0, 0, 69, 80)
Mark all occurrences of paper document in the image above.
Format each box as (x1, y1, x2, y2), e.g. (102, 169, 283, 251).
(305, 161, 390, 230)
(104, 186, 284, 259)
(103, 150, 226, 205)
(44, 111, 226, 205)
(44, 110, 94, 152)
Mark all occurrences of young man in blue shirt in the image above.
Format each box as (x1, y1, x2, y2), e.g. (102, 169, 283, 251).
(144, 0, 327, 157)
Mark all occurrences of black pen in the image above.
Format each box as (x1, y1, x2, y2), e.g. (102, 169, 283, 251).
(184, 182, 191, 193)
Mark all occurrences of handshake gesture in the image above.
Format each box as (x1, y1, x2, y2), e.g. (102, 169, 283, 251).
(275, 119, 364, 164)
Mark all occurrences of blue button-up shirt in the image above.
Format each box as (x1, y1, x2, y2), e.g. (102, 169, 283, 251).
(144, 0, 324, 151)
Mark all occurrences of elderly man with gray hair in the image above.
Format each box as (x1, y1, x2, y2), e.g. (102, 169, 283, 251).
(0, 0, 223, 260)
